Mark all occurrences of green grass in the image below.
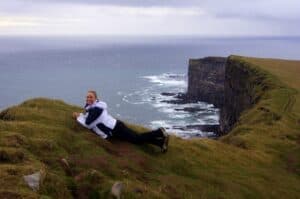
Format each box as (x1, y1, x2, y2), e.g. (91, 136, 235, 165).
(0, 56, 300, 198)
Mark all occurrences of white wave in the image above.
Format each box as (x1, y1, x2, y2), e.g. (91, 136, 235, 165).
(122, 95, 146, 105)
(169, 113, 190, 119)
(206, 114, 219, 121)
(149, 120, 207, 138)
(195, 118, 206, 125)
(121, 71, 219, 138)
(150, 120, 173, 129)
(142, 73, 187, 88)
(122, 89, 152, 105)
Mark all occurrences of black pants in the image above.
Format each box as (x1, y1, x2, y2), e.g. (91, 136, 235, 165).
(111, 120, 164, 147)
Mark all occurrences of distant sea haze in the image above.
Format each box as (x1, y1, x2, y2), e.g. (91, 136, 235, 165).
(0, 36, 299, 138)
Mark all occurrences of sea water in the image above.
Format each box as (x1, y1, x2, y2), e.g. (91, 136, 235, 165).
(0, 36, 299, 138)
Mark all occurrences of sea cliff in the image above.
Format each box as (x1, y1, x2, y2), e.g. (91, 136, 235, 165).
(220, 56, 269, 134)
(186, 57, 226, 108)
(185, 55, 293, 135)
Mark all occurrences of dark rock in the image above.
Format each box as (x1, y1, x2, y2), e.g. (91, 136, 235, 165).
(174, 107, 207, 113)
(185, 124, 220, 135)
(175, 92, 188, 99)
(160, 90, 200, 105)
(160, 92, 177, 97)
(186, 57, 226, 108)
(160, 99, 187, 104)
(219, 56, 267, 134)
(161, 92, 199, 104)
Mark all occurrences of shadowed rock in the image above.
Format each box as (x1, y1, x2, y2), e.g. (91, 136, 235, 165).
(186, 57, 226, 108)
(111, 181, 124, 199)
(60, 158, 72, 176)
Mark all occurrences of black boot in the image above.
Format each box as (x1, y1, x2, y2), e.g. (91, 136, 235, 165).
(159, 128, 169, 153)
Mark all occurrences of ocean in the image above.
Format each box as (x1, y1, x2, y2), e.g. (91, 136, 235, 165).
(0, 36, 299, 138)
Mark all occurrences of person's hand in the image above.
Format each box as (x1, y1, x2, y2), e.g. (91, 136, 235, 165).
(72, 112, 80, 119)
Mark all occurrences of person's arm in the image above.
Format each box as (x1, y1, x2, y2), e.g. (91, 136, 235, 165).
(85, 107, 103, 125)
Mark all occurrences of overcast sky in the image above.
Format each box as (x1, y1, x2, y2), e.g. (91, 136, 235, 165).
(0, 0, 299, 36)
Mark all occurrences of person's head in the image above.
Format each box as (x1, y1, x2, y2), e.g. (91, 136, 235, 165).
(86, 90, 98, 105)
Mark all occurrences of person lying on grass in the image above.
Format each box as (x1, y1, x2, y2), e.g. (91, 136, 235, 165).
(72, 90, 169, 153)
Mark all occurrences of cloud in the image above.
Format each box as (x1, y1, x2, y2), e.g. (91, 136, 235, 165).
(211, 0, 300, 21)
(107, 6, 205, 17)
(0, 4, 208, 35)
(22, 0, 201, 7)
(0, 17, 38, 27)
(0, 0, 299, 36)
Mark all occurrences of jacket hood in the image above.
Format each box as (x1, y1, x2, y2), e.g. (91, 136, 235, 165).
(85, 100, 107, 110)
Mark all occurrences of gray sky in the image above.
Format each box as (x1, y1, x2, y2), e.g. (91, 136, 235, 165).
(0, 0, 299, 36)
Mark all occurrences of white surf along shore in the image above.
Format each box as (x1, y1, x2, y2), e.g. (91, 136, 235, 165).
(123, 73, 219, 138)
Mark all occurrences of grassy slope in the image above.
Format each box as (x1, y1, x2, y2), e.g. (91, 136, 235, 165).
(0, 56, 299, 199)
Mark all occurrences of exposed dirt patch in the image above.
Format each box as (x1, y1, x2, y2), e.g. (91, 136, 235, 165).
(0, 148, 25, 163)
(70, 155, 109, 171)
(111, 140, 152, 172)
(0, 191, 22, 199)
(285, 149, 300, 175)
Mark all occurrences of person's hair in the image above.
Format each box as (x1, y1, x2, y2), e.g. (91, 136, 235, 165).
(88, 90, 98, 99)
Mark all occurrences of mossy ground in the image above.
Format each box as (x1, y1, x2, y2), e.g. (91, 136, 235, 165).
(0, 56, 299, 198)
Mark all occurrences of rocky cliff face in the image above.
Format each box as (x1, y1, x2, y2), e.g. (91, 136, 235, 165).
(186, 56, 270, 135)
(187, 57, 226, 108)
(219, 56, 266, 134)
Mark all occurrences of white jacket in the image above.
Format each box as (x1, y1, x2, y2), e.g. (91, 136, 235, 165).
(77, 100, 117, 139)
